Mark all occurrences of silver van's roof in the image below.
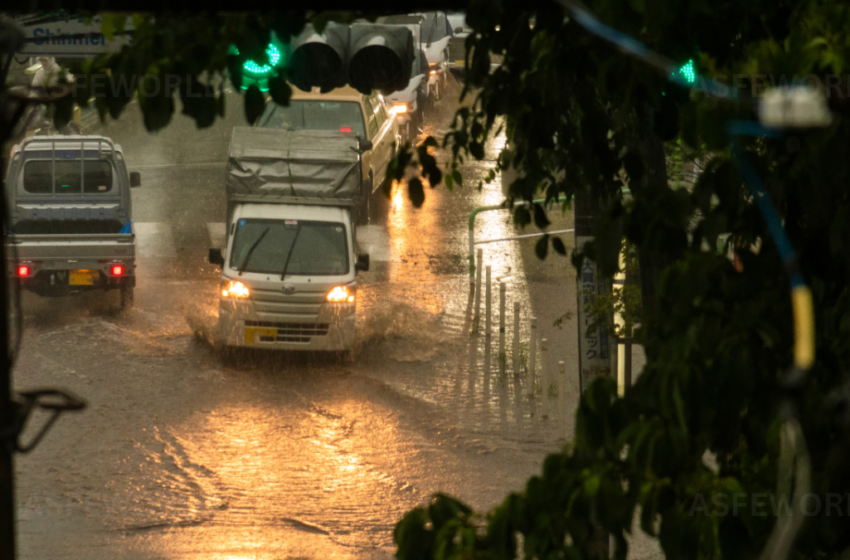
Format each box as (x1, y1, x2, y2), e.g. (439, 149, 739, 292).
(17, 135, 123, 154)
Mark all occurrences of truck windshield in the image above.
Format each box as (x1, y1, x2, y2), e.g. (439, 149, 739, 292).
(23, 160, 113, 194)
(256, 101, 366, 137)
(229, 218, 349, 276)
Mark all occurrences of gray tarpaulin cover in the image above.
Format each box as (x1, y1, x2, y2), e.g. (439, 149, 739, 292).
(226, 127, 361, 204)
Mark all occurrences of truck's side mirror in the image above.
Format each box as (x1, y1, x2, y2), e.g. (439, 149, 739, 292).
(209, 248, 224, 267)
(358, 138, 373, 152)
(355, 253, 370, 272)
(129, 172, 141, 188)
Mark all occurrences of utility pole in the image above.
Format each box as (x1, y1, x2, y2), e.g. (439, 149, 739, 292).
(1, 20, 29, 559)
(574, 185, 613, 559)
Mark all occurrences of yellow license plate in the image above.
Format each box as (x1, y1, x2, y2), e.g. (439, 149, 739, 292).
(455, 60, 465, 66)
(245, 327, 277, 344)
(69, 270, 97, 286)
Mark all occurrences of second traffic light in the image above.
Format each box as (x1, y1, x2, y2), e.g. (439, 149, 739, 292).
(287, 22, 415, 95)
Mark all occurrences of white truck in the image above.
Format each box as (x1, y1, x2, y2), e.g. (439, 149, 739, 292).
(4, 136, 141, 309)
(208, 127, 371, 353)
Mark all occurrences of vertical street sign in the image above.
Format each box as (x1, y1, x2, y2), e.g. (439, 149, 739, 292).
(574, 190, 613, 394)
(16, 15, 133, 57)
(574, 188, 612, 560)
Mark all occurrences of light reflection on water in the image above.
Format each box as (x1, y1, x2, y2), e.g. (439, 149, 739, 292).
(13, 86, 572, 559)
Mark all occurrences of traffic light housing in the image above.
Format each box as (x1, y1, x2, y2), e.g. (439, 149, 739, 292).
(229, 22, 415, 96)
(288, 22, 350, 92)
(287, 22, 415, 95)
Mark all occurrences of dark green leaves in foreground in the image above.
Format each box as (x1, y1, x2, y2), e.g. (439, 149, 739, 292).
(244, 84, 266, 125)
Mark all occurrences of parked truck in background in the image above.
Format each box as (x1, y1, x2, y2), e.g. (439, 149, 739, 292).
(208, 127, 371, 354)
(4, 135, 141, 309)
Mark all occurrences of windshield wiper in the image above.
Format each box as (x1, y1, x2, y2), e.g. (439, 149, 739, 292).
(238, 227, 269, 276)
(280, 224, 302, 280)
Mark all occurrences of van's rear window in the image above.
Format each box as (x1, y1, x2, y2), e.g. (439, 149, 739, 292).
(257, 101, 366, 137)
(23, 160, 113, 194)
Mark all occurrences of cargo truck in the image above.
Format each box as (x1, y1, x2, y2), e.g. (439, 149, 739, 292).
(208, 127, 371, 353)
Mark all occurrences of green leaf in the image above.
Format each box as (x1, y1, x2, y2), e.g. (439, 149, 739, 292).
(535, 235, 549, 259)
(408, 178, 425, 208)
(445, 173, 454, 191)
(584, 474, 601, 497)
(101, 15, 116, 42)
(268, 72, 292, 107)
(244, 84, 266, 125)
(52, 93, 73, 131)
(533, 202, 551, 229)
(451, 169, 462, 188)
(513, 206, 531, 227)
(553, 237, 567, 255)
(227, 54, 244, 92)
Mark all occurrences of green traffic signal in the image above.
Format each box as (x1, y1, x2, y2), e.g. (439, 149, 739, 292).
(229, 40, 285, 92)
(673, 59, 696, 84)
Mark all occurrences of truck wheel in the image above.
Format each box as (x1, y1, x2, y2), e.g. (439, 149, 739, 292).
(120, 284, 134, 310)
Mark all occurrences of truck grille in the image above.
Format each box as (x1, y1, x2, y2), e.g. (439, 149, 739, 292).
(245, 320, 330, 343)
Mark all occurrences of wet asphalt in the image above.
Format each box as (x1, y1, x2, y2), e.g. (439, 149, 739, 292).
(10, 73, 654, 560)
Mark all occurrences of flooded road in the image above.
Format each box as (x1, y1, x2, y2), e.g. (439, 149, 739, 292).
(11, 76, 650, 559)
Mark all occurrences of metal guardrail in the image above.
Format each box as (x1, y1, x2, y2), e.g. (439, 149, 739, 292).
(468, 195, 570, 277)
(467, 190, 634, 278)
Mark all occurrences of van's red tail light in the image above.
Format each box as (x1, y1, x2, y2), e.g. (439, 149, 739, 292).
(111, 265, 124, 276)
(16, 265, 30, 277)
(340, 127, 352, 132)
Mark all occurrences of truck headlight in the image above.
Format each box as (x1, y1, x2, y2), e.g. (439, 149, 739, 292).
(327, 285, 355, 303)
(392, 103, 408, 114)
(221, 280, 250, 298)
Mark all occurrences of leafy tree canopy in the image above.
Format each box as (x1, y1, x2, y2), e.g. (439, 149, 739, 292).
(6, 2, 850, 560)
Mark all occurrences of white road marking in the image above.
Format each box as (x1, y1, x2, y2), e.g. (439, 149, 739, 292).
(356, 225, 391, 262)
(133, 222, 177, 258)
(207, 222, 227, 249)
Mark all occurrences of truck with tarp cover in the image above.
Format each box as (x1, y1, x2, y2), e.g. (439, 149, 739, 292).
(4, 135, 142, 309)
(208, 127, 371, 353)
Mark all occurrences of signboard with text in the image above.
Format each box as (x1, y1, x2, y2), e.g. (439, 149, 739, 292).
(17, 16, 133, 57)
(576, 237, 613, 393)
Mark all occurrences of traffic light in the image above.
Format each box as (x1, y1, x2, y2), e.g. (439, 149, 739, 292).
(287, 22, 414, 95)
(673, 59, 696, 84)
(229, 34, 289, 92)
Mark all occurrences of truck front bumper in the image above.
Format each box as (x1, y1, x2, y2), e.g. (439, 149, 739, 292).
(217, 301, 356, 352)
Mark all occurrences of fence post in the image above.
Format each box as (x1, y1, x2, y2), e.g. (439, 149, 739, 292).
(541, 338, 549, 418)
(485, 265, 492, 374)
(528, 317, 537, 396)
(499, 281, 506, 376)
(473, 248, 483, 328)
(558, 361, 566, 440)
(512, 301, 520, 376)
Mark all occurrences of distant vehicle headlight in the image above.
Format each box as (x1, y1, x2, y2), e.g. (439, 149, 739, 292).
(327, 285, 355, 303)
(221, 280, 250, 298)
(392, 103, 408, 114)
